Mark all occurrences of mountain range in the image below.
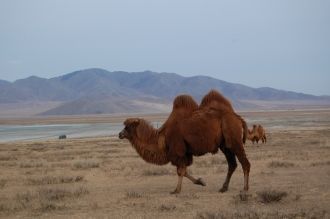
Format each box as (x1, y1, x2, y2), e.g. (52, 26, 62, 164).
(1, 68, 329, 116)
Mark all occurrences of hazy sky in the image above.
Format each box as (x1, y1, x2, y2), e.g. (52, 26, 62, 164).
(0, 0, 329, 95)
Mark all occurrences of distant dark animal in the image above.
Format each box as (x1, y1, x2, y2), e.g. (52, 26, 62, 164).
(247, 124, 266, 144)
(119, 90, 250, 194)
(59, 135, 67, 139)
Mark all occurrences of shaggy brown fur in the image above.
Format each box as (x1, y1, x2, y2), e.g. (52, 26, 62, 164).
(120, 118, 169, 165)
(200, 89, 234, 112)
(119, 95, 206, 192)
(200, 89, 248, 144)
(119, 90, 250, 194)
(158, 94, 198, 135)
(248, 124, 267, 144)
(197, 90, 250, 193)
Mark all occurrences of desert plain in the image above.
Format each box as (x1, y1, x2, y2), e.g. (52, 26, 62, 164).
(0, 109, 329, 218)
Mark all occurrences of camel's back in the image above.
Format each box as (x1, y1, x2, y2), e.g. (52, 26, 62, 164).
(159, 94, 198, 134)
(199, 90, 234, 112)
(173, 95, 198, 110)
(258, 125, 265, 135)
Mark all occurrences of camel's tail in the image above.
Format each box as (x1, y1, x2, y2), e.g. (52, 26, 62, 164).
(236, 113, 247, 144)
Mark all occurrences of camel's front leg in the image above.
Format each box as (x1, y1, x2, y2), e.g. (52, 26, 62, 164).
(171, 166, 186, 194)
(185, 172, 206, 186)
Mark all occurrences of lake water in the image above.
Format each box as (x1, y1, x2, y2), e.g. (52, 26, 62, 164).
(0, 121, 164, 143)
(0, 123, 124, 142)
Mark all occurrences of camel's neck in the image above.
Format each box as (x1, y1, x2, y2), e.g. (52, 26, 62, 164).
(129, 121, 169, 165)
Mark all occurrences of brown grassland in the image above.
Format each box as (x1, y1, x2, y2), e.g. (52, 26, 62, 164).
(0, 110, 329, 218)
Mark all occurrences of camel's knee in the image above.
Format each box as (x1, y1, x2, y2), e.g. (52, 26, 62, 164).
(234, 151, 250, 172)
(176, 166, 186, 176)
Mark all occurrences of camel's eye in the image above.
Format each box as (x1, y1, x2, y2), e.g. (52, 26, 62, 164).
(125, 126, 131, 132)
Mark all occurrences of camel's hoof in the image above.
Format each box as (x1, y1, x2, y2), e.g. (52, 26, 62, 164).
(170, 190, 180, 194)
(238, 190, 251, 201)
(219, 187, 228, 193)
(195, 178, 206, 186)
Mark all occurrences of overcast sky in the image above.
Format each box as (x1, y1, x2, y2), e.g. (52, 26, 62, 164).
(0, 0, 329, 95)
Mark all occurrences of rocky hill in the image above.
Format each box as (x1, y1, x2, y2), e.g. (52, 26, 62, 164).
(0, 68, 329, 116)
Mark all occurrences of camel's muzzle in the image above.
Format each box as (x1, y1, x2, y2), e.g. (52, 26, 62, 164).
(118, 130, 126, 139)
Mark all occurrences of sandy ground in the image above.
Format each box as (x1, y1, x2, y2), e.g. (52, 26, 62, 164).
(0, 110, 329, 218)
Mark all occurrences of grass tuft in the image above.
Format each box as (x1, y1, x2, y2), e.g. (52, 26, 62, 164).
(159, 204, 176, 212)
(27, 175, 83, 185)
(268, 161, 294, 168)
(142, 168, 170, 176)
(20, 161, 44, 168)
(0, 179, 6, 189)
(195, 209, 328, 219)
(72, 160, 100, 169)
(0, 155, 17, 161)
(38, 186, 89, 201)
(257, 189, 288, 203)
(310, 161, 330, 167)
(125, 191, 143, 198)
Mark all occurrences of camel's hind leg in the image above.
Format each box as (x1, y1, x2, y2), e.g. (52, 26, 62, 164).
(185, 172, 206, 186)
(233, 144, 250, 191)
(222, 115, 250, 191)
(219, 146, 237, 192)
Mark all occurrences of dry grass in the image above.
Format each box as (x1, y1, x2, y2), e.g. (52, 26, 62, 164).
(72, 160, 100, 169)
(0, 180, 6, 189)
(0, 110, 329, 218)
(158, 204, 176, 212)
(143, 168, 171, 176)
(268, 161, 295, 168)
(19, 161, 45, 168)
(27, 175, 83, 185)
(125, 191, 144, 199)
(236, 191, 252, 202)
(310, 161, 330, 166)
(256, 189, 288, 203)
(3, 186, 90, 212)
(0, 155, 17, 161)
(195, 209, 329, 219)
(38, 186, 89, 201)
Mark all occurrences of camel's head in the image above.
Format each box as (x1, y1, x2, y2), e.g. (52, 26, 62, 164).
(119, 118, 140, 140)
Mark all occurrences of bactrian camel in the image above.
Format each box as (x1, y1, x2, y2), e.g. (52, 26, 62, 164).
(247, 124, 267, 144)
(119, 90, 250, 194)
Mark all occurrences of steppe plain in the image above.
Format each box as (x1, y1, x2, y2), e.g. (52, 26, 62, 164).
(0, 109, 329, 218)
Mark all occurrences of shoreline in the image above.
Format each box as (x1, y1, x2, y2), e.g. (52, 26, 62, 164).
(1, 109, 329, 144)
(1, 108, 330, 125)
(0, 113, 169, 125)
